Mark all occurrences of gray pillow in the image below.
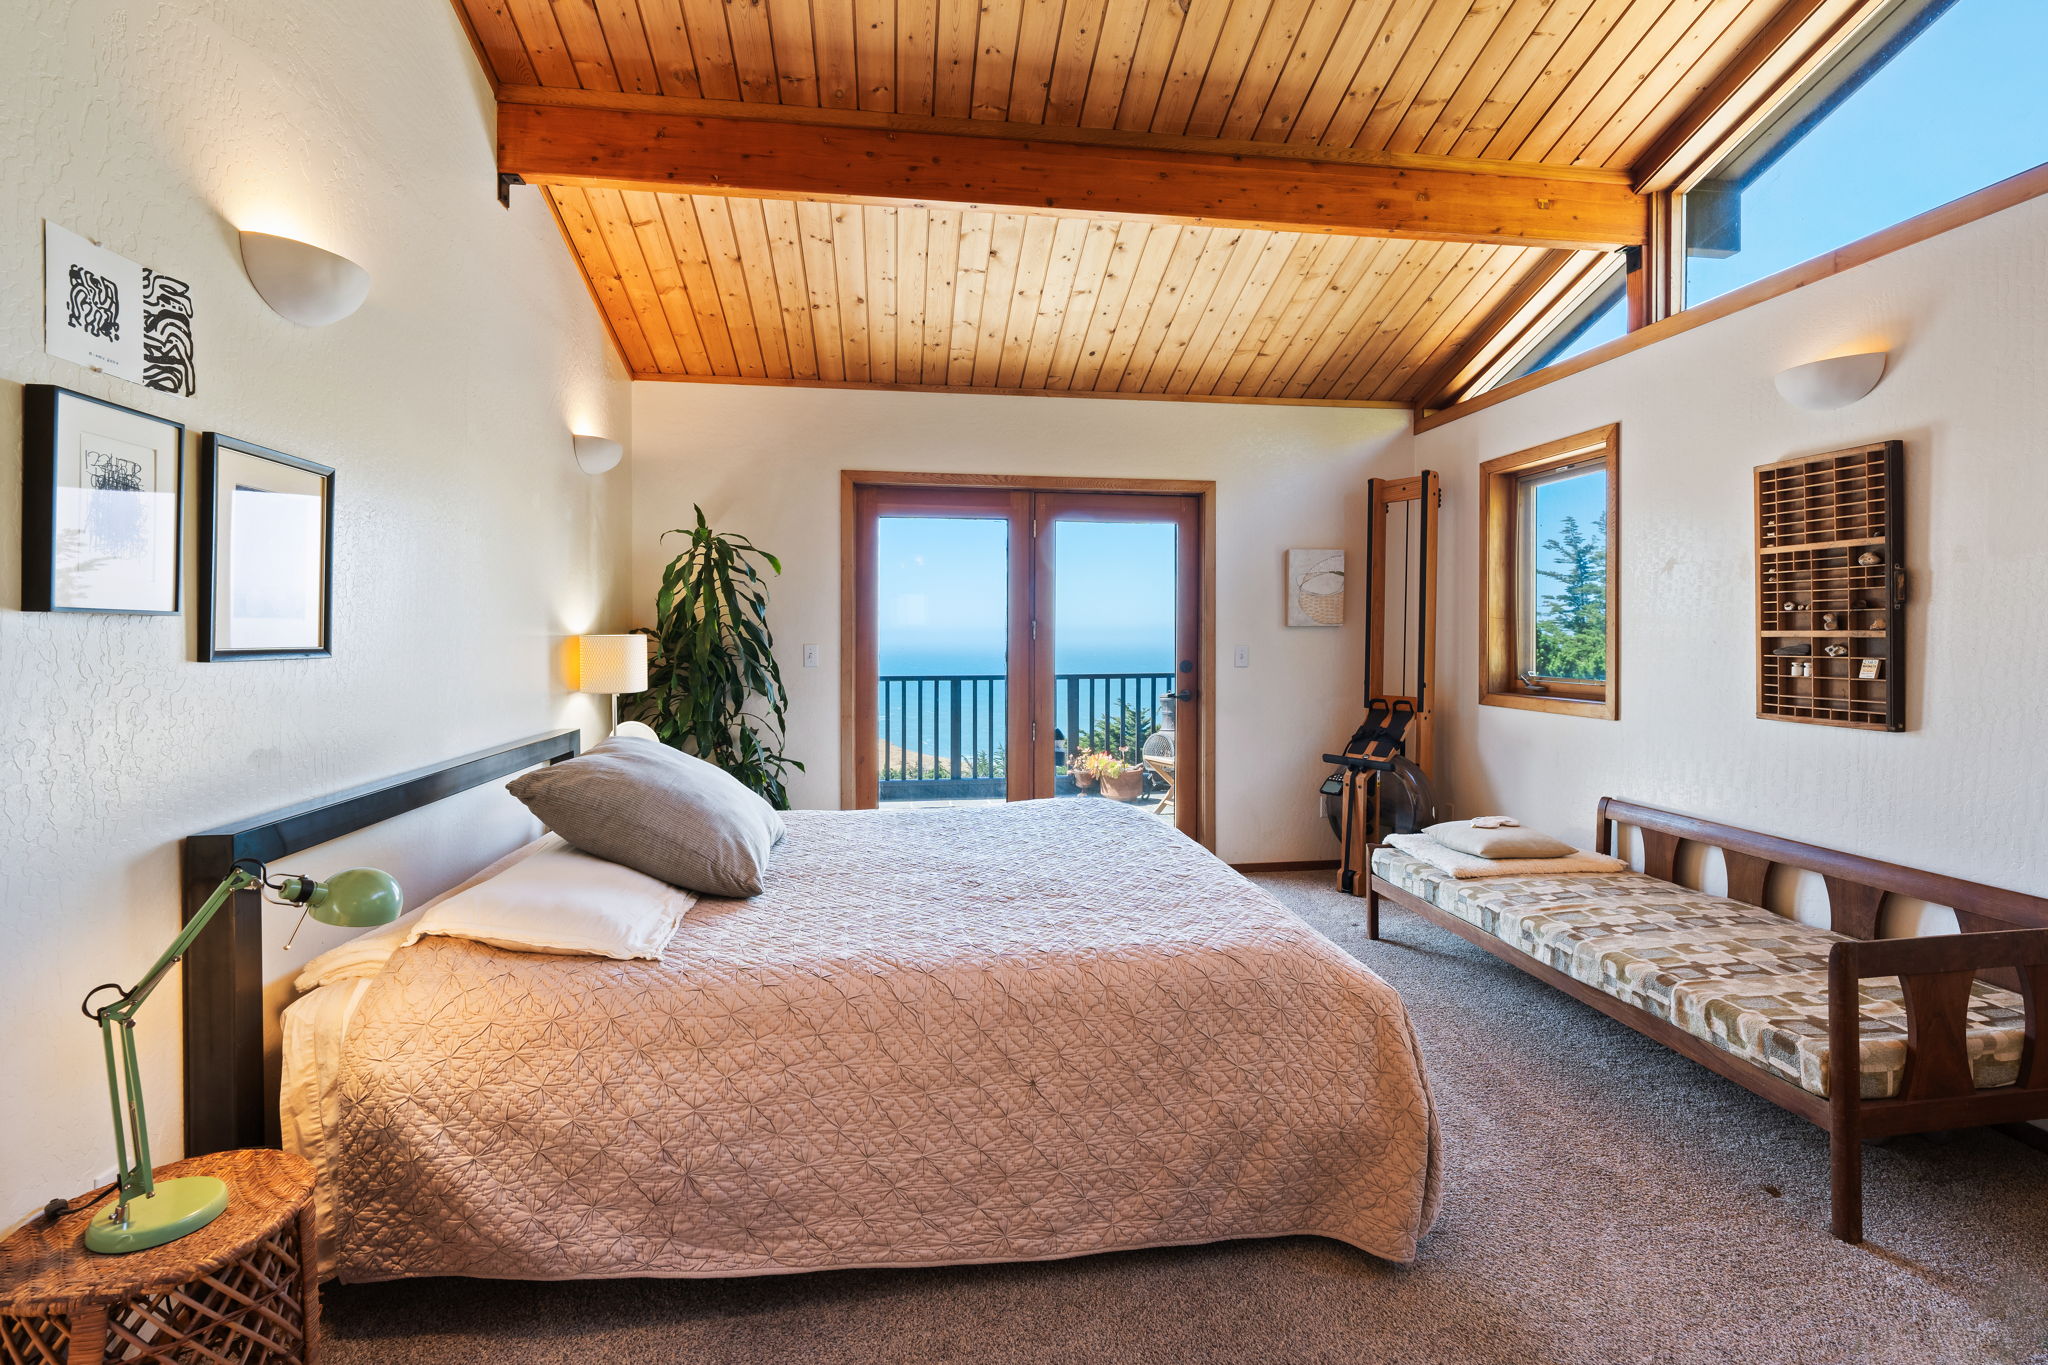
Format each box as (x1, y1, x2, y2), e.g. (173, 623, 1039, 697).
(507, 736, 785, 897)
(1425, 819, 1575, 860)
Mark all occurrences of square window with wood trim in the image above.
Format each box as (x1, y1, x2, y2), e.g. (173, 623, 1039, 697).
(1480, 426, 1619, 719)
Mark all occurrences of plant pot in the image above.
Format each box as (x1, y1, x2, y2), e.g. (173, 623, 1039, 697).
(1102, 770, 1146, 802)
(1071, 770, 1098, 791)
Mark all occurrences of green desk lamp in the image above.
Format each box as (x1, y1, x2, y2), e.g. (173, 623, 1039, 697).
(78, 858, 402, 1254)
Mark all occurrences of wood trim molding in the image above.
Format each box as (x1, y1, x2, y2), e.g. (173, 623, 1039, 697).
(498, 96, 1649, 252)
(1231, 860, 1341, 874)
(844, 470, 1217, 496)
(1424, 252, 1622, 408)
(641, 371, 1413, 411)
(1631, 0, 1896, 194)
(1416, 161, 2048, 434)
(1477, 426, 1619, 721)
(1406, 252, 1597, 409)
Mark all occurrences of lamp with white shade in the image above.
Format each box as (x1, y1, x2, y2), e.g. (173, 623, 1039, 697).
(238, 231, 369, 327)
(572, 434, 624, 474)
(575, 633, 649, 731)
(1775, 352, 1887, 411)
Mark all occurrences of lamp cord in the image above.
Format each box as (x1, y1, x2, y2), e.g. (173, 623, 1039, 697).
(43, 1181, 118, 1225)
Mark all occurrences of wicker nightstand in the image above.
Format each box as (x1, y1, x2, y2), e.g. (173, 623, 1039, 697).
(1, 1149, 319, 1364)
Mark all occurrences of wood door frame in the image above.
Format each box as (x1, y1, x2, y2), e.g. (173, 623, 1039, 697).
(842, 470, 1217, 849)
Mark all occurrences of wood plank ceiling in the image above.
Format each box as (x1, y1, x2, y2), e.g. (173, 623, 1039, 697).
(457, 0, 1793, 406)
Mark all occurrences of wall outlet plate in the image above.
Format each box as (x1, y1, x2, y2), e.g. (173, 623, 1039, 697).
(802, 644, 820, 668)
(1233, 646, 1250, 668)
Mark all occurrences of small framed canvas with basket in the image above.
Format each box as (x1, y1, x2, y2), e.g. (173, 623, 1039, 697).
(198, 433, 333, 661)
(21, 384, 185, 616)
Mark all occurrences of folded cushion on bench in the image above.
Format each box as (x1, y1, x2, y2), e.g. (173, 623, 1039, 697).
(1370, 846, 2029, 1100)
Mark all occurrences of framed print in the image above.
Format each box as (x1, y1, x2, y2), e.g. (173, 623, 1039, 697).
(22, 384, 185, 614)
(199, 433, 333, 661)
(1286, 548, 1345, 626)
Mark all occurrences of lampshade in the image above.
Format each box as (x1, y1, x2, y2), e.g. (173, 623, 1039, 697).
(572, 433, 625, 474)
(1774, 352, 1886, 411)
(576, 634, 649, 694)
(271, 866, 404, 927)
(307, 867, 405, 926)
(238, 230, 370, 327)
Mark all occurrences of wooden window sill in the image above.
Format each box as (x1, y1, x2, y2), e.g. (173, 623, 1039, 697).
(1481, 689, 1616, 720)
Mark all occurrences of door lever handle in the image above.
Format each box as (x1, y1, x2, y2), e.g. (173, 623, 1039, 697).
(1170, 689, 1198, 702)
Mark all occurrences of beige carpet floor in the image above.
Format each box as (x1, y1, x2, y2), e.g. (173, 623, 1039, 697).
(323, 870, 2048, 1365)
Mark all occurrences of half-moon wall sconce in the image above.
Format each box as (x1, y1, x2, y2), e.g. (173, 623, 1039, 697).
(239, 230, 370, 327)
(1774, 352, 1887, 411)
(572, 434, 625, 474)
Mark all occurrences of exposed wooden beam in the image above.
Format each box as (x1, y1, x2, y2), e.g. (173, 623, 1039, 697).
(497, 85, 1640, 184)
(498, 93, 1648, 252)
(636, 370, 1416, 410)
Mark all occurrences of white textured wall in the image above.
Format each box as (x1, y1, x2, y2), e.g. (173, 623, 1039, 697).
(1, 1, 633, 1226)
(1415, 194, 2048, 904)
(630, 384, 1412, 865)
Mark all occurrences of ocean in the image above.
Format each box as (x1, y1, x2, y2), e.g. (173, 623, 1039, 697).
(876, 633, 1178, 774)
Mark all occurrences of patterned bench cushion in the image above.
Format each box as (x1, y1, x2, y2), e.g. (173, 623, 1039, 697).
(1370, 847, 2028, 1099)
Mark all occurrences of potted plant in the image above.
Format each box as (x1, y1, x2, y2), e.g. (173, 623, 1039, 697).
(1100, 758, 1146, 803)
(1069, 747, 1100, 791)
(1074, 750, 1144, 802)
(625, 506, 803, 809)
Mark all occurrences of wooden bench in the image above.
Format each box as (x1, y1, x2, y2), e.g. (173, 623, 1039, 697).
(1364, 797, 2048, 1242)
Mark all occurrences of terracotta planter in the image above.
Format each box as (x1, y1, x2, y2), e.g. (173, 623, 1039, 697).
(1071, 769, 1098, 791)
(1102, 769, 1146, 802)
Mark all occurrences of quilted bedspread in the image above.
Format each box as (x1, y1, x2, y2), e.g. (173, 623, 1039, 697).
(332, 800, 1441, 1281)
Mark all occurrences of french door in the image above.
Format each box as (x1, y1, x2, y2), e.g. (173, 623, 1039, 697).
(849, 478, 1206, 844)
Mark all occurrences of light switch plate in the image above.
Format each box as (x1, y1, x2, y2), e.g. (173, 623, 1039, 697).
(1233, 646, 1250, 668)
(802, 644, 820, 668)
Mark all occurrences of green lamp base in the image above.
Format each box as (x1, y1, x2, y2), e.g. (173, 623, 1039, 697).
(85, 1176, 230, 1255)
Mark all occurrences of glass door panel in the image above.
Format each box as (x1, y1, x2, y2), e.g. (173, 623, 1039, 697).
(874, 514, 1012, 806)
(1049, 520, 1178, 811)
(1033, 493, 1203, 840)
(853, 485, 1030, 807)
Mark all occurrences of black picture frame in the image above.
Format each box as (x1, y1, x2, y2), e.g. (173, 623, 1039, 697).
(22, 384, 185, 615)
(198, 432, 334, 662)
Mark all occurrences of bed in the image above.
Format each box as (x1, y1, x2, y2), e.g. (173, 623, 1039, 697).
(250, 749, 1440, 1282)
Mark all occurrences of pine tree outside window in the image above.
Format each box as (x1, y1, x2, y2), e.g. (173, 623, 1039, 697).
(1480, 426, 1619, 719)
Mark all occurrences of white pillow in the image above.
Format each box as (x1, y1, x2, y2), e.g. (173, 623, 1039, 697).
(292, 907, 427, 991)
(403, 844, 695, 959)
(293, 836, 565, 991)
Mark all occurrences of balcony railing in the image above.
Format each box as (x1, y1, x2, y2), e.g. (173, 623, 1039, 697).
(878, 670, 1174, 802)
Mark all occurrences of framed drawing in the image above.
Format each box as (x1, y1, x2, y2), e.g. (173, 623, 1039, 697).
(199, 433, 333, 661)
(1286, 548, 1345, 627)
(22, 384, 184, 614)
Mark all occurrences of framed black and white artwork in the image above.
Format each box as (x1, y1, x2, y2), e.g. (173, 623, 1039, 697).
(22, 384, 185, 615)
(199, 433, 333, 661)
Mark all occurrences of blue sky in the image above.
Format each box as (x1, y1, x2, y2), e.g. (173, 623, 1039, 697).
(1532, 471, 1605, 581)
(1551, 0, 2045, 366)
(877, 516, 1177, 672)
